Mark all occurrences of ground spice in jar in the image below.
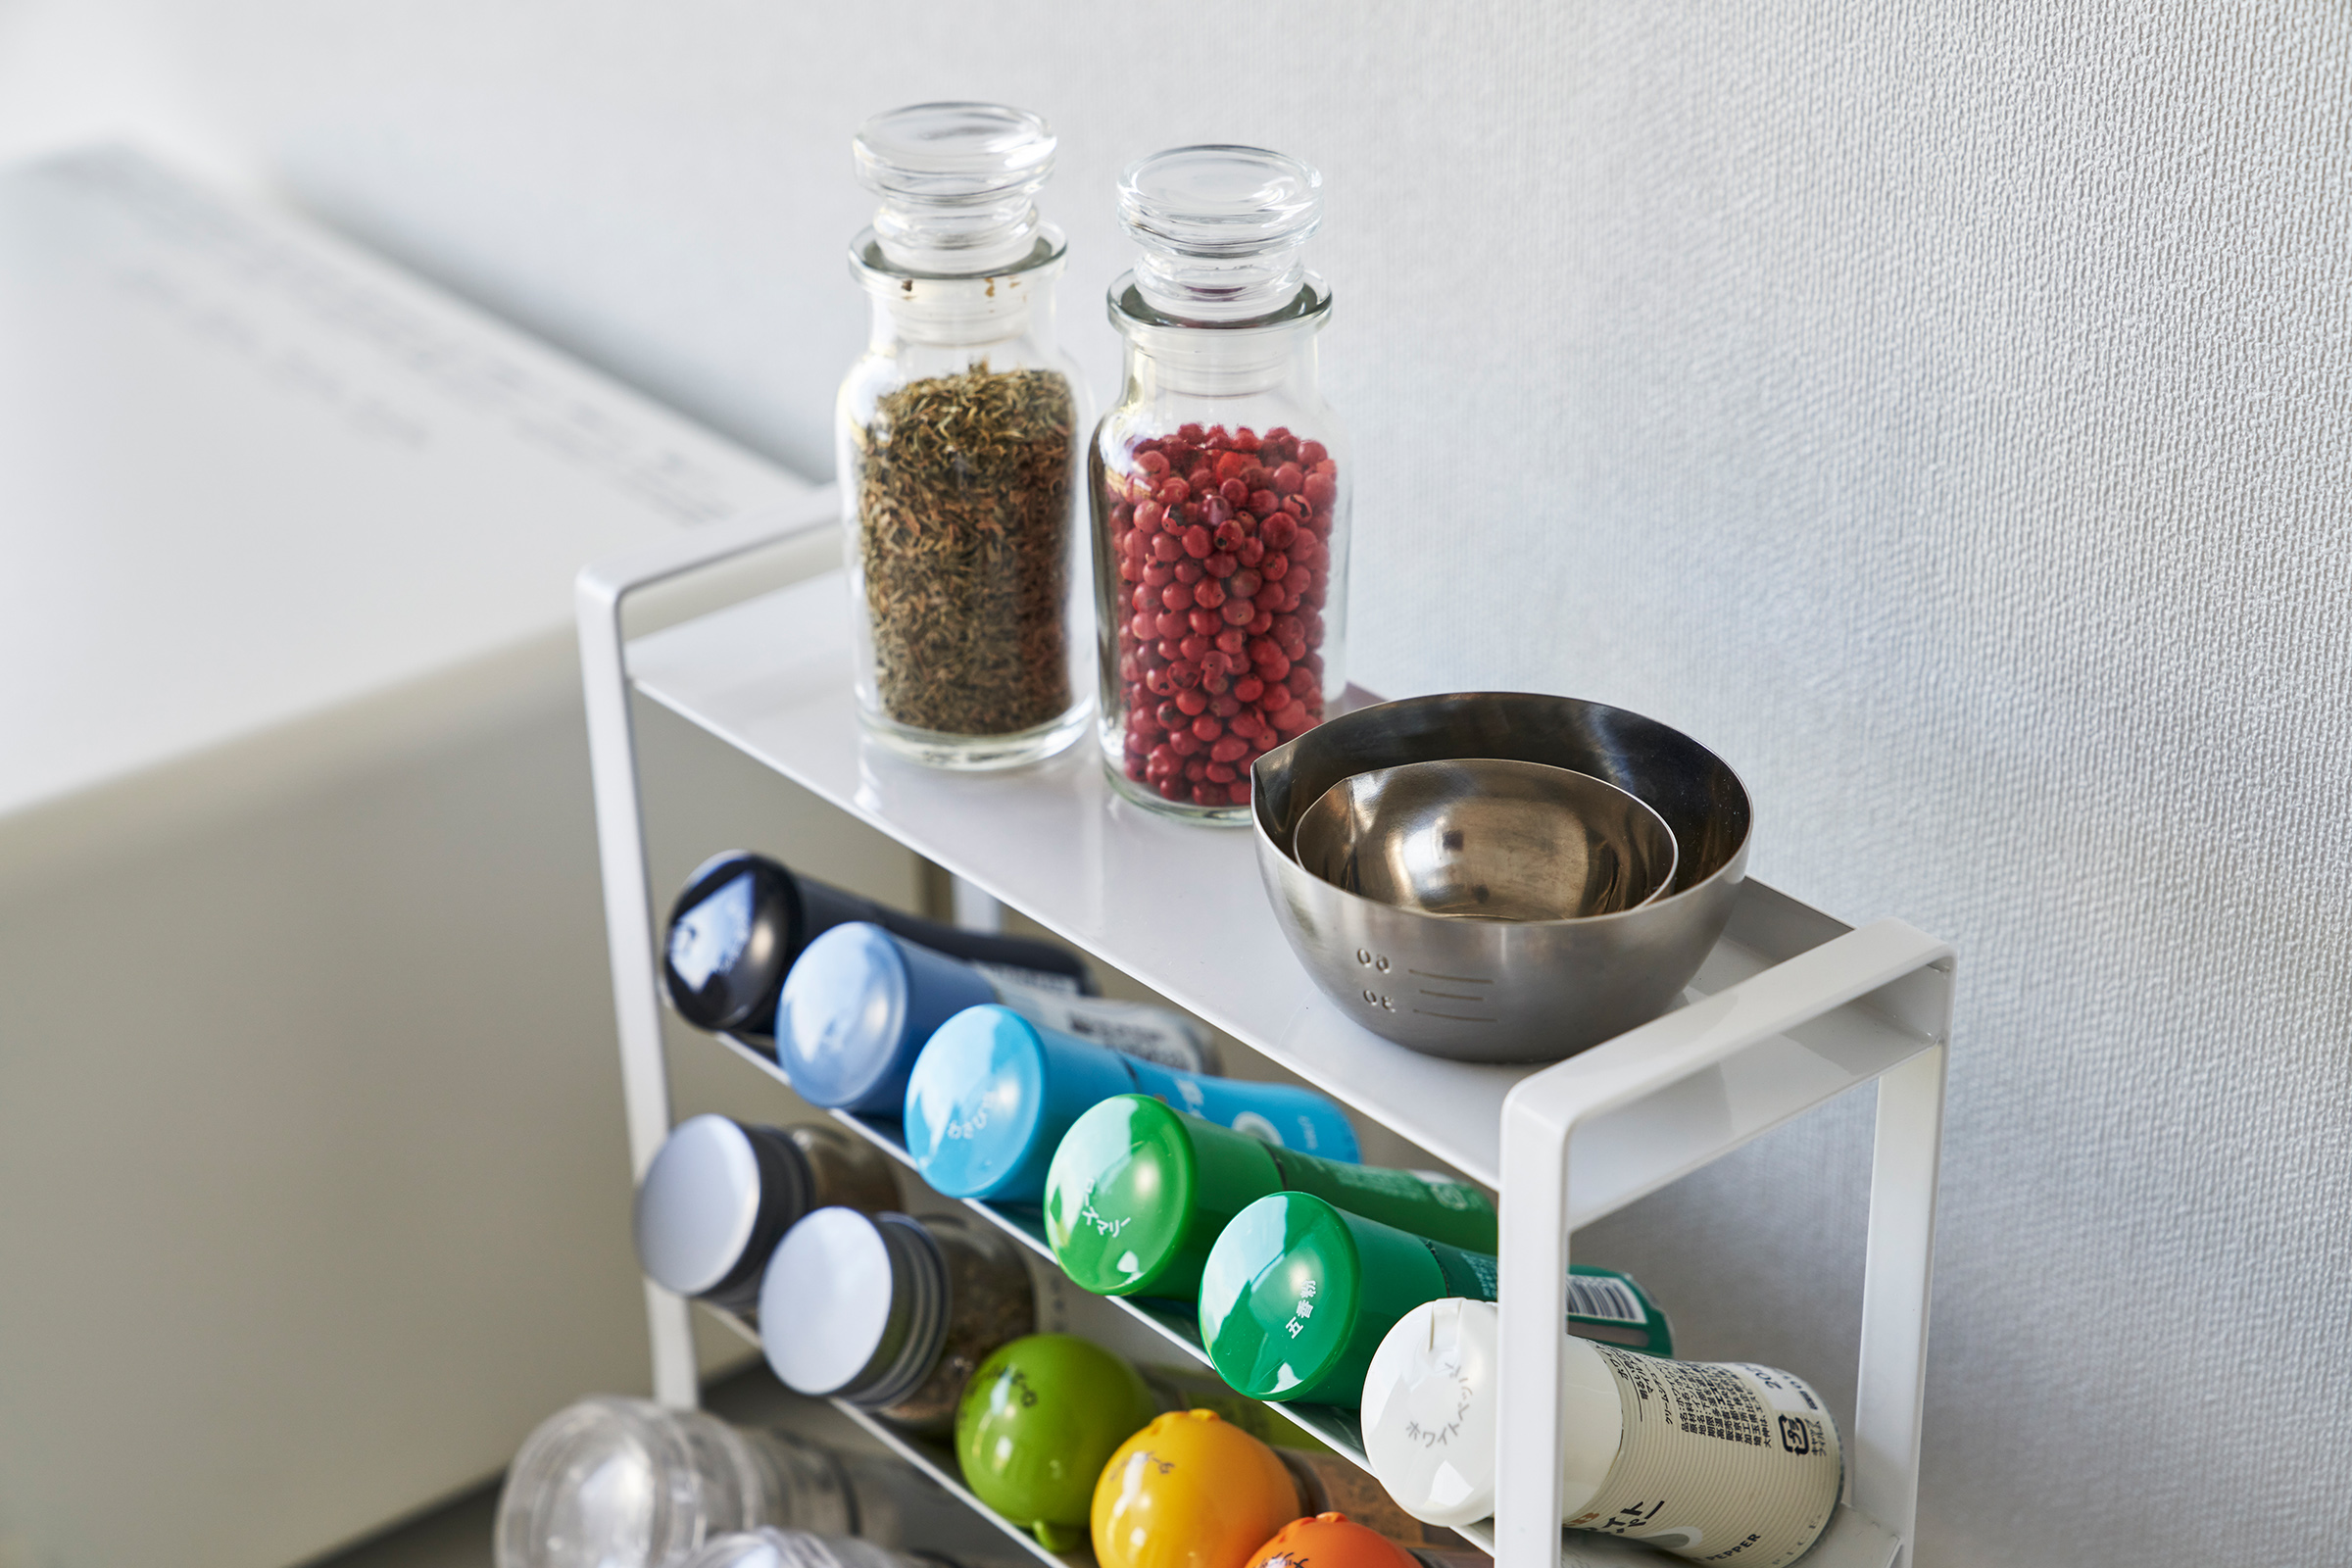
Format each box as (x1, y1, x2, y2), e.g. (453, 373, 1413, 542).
(854, 365, 1077, 737)
(1102, 423, 1338, 808)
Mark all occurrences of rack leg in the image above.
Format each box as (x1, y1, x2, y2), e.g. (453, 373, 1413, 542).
(1851, 1044, 1946, 1566)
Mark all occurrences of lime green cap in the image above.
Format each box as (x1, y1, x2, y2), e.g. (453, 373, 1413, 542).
(1197, 1192, 1447, 1405)
(1045, 1095, 1283, 1298)
(955, 1333, 1158, 1550)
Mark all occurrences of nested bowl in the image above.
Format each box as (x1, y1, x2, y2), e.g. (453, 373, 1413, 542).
(1250, 693, 1751, 1063)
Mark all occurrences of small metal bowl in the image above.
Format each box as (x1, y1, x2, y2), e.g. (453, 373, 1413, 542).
(1252, 693, 1751, 1063)
(1294, 760, 1679, 921)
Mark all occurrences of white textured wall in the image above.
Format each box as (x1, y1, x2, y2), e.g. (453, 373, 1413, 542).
(6, 4, 2346, 1564)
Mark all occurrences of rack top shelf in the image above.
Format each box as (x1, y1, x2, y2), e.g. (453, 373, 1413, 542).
(627, 569, 1933, 1204)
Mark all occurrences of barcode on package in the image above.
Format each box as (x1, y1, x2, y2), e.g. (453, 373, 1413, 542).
(1565, 1274, 1646, 1325)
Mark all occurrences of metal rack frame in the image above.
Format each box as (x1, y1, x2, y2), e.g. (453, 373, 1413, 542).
(577, 497, 1952, 1568)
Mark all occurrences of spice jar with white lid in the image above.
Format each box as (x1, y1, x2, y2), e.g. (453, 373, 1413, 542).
(1092, 145, 1351, 821)
(838, 102, 1093, 769)
(760, 1206, 1035, 1433)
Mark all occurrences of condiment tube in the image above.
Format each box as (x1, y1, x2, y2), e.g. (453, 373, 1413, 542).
(1360, 1298, 1841, 1567)
(1046, 1094, 1494, 1299)
(774, 922, 1214, 1115)
(901, 1004, 1357, 1202)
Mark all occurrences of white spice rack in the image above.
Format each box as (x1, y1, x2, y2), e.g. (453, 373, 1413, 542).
(579, 497, 1952, 1568)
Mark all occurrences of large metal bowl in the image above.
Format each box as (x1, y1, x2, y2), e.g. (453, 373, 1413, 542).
(1251, 693, 1752, 1062)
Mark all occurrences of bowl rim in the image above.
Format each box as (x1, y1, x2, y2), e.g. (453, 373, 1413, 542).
(1250, 691, 1752, 932)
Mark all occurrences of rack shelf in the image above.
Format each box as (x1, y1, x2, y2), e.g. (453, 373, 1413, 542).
(578, 501, 1948, 1568)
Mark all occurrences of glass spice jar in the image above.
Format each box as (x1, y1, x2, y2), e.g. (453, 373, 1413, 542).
(1092, 146, 1350, 821)
(838, 103, 1092, 769)
(759, 1206, 1035, 1435)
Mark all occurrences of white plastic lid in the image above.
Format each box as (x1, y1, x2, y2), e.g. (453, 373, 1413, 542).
(761, 1208, 894, 1396)
(635, 1115, 767, 1297)
(1359, 1298, 1624, 1528)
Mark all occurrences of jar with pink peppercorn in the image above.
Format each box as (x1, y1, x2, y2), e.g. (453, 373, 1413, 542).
(1091, 145, 1349, 822)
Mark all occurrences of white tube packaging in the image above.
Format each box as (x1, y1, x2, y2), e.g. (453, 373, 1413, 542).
(988, 972, 1219, 1074)
(1360, 1298, 1841, 1568)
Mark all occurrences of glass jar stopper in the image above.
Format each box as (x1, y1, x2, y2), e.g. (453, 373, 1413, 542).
(855, 101, 1056, 274)
(1118, 145, 1323, 320)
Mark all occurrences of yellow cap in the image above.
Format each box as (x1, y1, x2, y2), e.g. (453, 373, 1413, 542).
(1091, 1409, 1303, 1568)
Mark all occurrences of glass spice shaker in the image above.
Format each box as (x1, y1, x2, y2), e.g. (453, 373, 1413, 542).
(1093, 145, 1350, 821)
(838, 103, 1093, 769)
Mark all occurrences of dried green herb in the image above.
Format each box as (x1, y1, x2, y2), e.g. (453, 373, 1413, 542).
(853, 364, 1076, 737)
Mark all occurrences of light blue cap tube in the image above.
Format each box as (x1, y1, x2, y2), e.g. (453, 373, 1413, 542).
(904, 1004, 1138, 1200)
(1125, 1059, 1361, 1163)
(775, 922, 996, 1112)
(905, 1005, 1363, 1201)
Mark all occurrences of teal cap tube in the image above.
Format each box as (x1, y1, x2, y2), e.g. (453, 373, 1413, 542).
(904, 1005, 1360, 1202)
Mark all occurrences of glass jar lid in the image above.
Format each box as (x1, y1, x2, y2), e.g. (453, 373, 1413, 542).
(1118, 145, 1323, 320)
(855, 101, 1057, 274)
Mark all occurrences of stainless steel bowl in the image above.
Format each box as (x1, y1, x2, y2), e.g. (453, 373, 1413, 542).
(1251, 693, 1751, 1063)
(1293, 760, 1679, 920)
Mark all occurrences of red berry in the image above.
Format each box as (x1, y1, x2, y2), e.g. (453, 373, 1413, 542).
(1229, 781, 1252, 805)
(1189, 608, 1222, 637)
(1304, 472, 1337, 508)
(1214, 451, 1249, 483)
(1155, 612, 1186, 640)
(1273, 463, 1303, 495)
(1153, 531, 1183, 563)
(1195, 579, 1227, 609)
(1176, 687, 1208, 715)
(1158, 477, 1191, 506)
(1221, 598, 1256, 626)
(1235, 675, 1265, 702)
(1183, 525, 1212, 559)
(1298, 441, 1328, 466)
(1250, 489, 1280, 516)
(1203, 551, 1238, 578)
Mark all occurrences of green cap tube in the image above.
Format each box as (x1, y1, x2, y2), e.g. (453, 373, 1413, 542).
(1044, 1095, 1496, 1300)
(1198, 1193, 1674, 1407)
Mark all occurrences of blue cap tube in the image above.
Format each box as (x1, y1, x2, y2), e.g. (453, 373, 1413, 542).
(775, 923, 996, 1112)
(904, 1005, 1361, 1201)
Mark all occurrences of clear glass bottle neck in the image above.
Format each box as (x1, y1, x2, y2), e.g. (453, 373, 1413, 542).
(854, 230, 1066, 351)
(1107, 271, 1330, 396)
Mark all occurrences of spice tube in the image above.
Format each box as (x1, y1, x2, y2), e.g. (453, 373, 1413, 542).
(955, 1333, 1161, 1550)
(760, 1207, 1033, 1433)
(1046, 1094, 1493, 1299)
(634, 1115, 900, 1317)
(839, 103, 1092, 769)
(1092, 146, 1351, 821)
(1092, 1409, 1303, 1568)
(776, 923, 1214, 1114)
(1359, 1300, 1841, 1565)
(1197, 1194, 1671, 1406)
(663, 851, 1093, 1039)
(494, 1397, 930, 1568)
(903, 1004, 1359, 1201)
(675, 1531, 953, 1568)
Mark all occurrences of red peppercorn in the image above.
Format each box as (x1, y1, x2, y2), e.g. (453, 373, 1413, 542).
(1180, 634, 1210, 662)
(1213, 517, 1246, 552)
(1272, 463, 1303, 495)
(1144, 562, 1174, 588)
(1188, 608, 1222, 637)
(1191, 714, 1222, 743)
(1235, 675, 1265, 703)
(1221, 598, 1255, 626)
(1204, 762, 1236, 783)
(1137, 450, 1170, 475)
(1175, 561, 1204, 585)
(1158, 477, 1191, 506)
(1176, 688, 1208, 716)
(1218, 478, 1250, 508)
(1152, 531, 1183, 563)
(1154, 612, 1186, 640)
(1238, 537, 1265, 566)
(1161, 582, 1194, 612)
(1263, 514, 1298, 549)
(1250, 488, 1279, 516)
(1216, 627, 1248, 655)
(1183, 524, 1212, 559)
(1203, 551, 1238, 579)
(1214, 451, 1249, 483)
(1303, 471, 1337, 508)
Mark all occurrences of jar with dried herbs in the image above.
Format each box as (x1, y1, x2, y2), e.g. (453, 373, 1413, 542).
(1092, 146, 1351, 822)
(838, 102, 1092, 769)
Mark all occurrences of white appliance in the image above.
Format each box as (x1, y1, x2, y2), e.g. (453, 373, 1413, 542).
(0, 146, 903, 1568)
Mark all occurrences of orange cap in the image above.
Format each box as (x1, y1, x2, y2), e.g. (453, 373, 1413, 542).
(1246, 1513, 1423, 1568)
(1092, 1409, 1304, 1568)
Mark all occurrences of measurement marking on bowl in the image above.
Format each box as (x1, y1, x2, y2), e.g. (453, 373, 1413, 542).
(1411, 1009, 1496, 1023)
(1407, 969, 1491, 985)
(1417, 990, 1484, 1003)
